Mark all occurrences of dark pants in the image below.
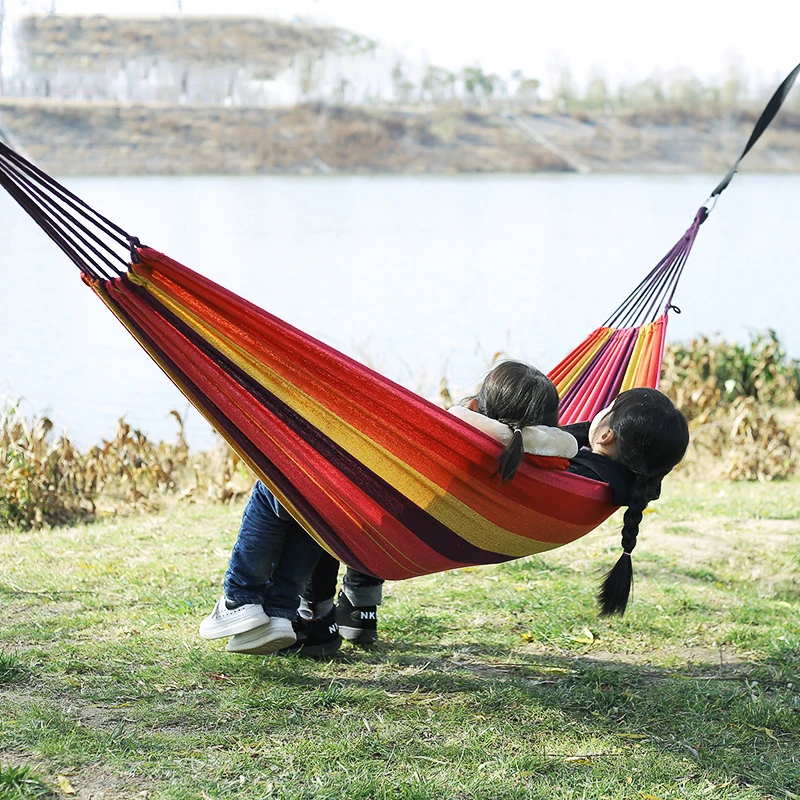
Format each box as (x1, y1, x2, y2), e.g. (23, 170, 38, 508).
(304, 550, 385, 607)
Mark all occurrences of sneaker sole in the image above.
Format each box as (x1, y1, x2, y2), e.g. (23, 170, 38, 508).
(280, 634, 343, 658)
(226, 626, 297, 655)
(338, 625, 378, 644)
(199, 612, 270, 640)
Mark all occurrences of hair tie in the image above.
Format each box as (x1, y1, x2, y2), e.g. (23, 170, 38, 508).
(623, 551, 632, 557)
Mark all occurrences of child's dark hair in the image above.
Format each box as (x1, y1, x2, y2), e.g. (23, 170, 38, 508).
(471, 360, 560, 482)
(598, 387, 689, 616)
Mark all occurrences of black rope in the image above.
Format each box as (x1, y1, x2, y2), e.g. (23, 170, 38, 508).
(0, 141, 134, 281)
(0, 142, 130, 242)
(711, 61, 800, 198)
(603, 208, 706, 328)
(0, 154, 127, 278)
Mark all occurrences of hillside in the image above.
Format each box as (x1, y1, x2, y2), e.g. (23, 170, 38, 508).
(1, 98, 799, 176)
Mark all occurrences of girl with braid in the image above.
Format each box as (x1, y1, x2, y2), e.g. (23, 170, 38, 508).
(200, 369, 686, 657)
(562, 388, 690, 615)
(449, 358, 578, 480)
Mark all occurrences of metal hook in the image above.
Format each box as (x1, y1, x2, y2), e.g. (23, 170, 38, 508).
(701, 193, 719, 214)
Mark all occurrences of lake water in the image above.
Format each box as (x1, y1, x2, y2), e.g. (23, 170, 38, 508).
(1, 172, 798, 450)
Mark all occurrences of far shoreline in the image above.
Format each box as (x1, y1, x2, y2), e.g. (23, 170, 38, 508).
(2, 99, 799, 177)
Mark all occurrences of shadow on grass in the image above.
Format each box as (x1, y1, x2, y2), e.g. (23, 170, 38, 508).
(249, 639, 799, 797)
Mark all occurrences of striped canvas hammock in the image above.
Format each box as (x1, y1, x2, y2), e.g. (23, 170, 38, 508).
(0, 64, 795, 579)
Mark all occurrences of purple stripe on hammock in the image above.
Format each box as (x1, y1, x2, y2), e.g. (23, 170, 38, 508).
(116, 277, 515, 573)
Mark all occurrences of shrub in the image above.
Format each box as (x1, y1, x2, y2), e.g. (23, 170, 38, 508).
(0, 401, 251, 530)
(0, 402, 94, 529)
(661, 330, 800, 410)
(660, 331, 800, 481)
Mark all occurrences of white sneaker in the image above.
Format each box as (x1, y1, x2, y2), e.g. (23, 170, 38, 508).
(226, 617, 297, 655)
(199, 596, 269, 640)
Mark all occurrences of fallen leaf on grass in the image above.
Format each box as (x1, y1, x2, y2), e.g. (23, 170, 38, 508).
(681, 742, 701, 760)
(746, 724, 777, 739)
(57, 775, 76, 795)
(570, 627, 595, 645)
(638, 794, 663, 800)
(563, 755, 602, 765)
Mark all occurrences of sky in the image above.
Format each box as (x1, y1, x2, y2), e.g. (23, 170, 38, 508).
(4, 0, 800, 95)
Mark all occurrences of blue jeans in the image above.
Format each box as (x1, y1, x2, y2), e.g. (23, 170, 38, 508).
(224, 481, 324, 620)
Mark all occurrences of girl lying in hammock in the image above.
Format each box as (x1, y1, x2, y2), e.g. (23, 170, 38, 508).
(199, 362, 689, 655)
(565, 388, 688, 614)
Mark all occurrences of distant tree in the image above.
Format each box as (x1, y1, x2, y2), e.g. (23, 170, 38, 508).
(421, 65, 456, 105)
(177, 1, 183, 11)
(333, 77, 352, 105)
(460, 65, 493, 107)
(487, 73, 505, 106)
(585, 69, 610, 110)
(624, 74, 666, 109)
(391, 58, 415, 105)
(720, 54, 747, 107)
(548, 60, 576, 111)
(665, 69, 703, 111)
(340, 32, 377, 58)
(512, 70, 541, 112)
(297, 52, 325, 104)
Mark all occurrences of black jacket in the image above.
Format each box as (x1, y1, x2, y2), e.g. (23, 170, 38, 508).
(560, 422, 635, 506)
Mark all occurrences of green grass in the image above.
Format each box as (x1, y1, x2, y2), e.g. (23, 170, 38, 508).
(0, 764, 54, 800)
(0, 477, 798, 799)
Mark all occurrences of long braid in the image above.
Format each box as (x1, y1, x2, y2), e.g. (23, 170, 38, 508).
(594, 388, 687, 616)
(598, 478, 656, 615)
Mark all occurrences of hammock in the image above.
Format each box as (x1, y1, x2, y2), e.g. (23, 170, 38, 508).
(1, 64, 796, 579)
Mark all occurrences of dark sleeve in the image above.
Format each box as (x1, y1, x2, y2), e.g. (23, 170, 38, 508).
(566, 457, 603, 480)
(567, 451, 635, 506)
(560, 421, 590, 449)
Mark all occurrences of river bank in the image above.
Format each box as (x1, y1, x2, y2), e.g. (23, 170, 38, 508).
(2, 98, 799, 175)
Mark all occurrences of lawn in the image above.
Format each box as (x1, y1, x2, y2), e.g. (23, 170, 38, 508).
(1, 476, 798, 800)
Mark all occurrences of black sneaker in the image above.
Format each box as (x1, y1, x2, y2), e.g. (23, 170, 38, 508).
(279, 609, 341, 658)
(335, 591, 378, 644)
